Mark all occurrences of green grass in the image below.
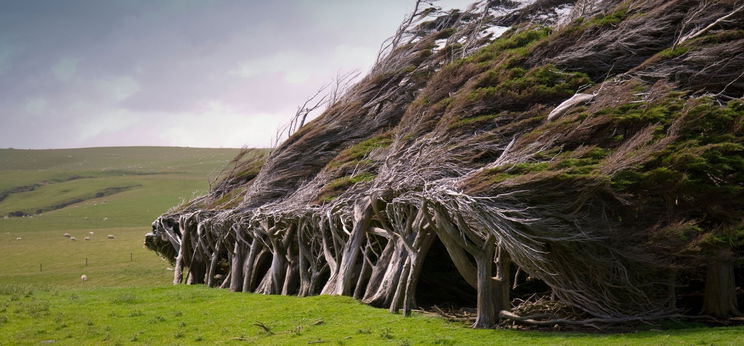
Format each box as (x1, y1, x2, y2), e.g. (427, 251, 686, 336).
(0, 146, 241, 287)
(0, 147, 741, 345)
(0, 285, 742, 345)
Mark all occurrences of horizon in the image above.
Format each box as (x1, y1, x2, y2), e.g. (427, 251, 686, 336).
(0, 0, 474, 150)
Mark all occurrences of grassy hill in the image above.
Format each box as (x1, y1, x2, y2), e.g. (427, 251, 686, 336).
(0, 146, 247, 287)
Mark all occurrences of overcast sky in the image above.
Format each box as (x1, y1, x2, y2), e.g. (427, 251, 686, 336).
(0, 0, 474, 149)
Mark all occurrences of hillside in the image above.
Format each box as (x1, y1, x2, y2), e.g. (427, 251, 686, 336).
(0, 146, 258, 287)
(147, 0, 744, 329)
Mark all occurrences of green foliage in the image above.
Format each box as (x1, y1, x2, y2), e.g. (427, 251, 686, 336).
(327, 134, 393, 169)
(468, 65, 591, 109)
(448, 113, 501, 129)
(596, 92, 685, 129)
(585, 8, 628, 28)
(466, 27, 552, 64)
(434, 27, 456, 39)
(471, 162, 550, 187)
(608, 97, 743, 250)
(318, 172, 377, 203)
(655, 46, 690, 60)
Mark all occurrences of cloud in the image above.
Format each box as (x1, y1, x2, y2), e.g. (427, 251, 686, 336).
(1, 1, 453, 149)
(70, 103, 141, 141)
(159, 101, 293, 148)
(94, 76, 140, 102)
(23, 97, 48, 114)
(0, 43, 13, 75)
(232, 51, 313, 85)
(51, 57, 81, 82)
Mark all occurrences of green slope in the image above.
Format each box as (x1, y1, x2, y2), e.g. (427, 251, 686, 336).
(0, 147, 252, 287)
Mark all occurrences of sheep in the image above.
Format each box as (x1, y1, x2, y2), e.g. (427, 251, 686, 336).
(84, 236, 91, 241)
(89, 231, 94, 235)
(81, 274, 88, 281)
(15, 237, 22, 240)
(63, 233, 72, 238)
(107, 234, 115, 239)
(70, 236, 77, 241)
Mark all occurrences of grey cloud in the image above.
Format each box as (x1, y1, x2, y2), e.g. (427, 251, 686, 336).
(0, 0, 471, 149)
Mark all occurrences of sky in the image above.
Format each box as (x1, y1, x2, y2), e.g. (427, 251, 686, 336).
(0, 0, 474, 149)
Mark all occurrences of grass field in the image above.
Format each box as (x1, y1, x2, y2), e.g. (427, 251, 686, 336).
(0, 147, 245, 288)
(0, 147, 741, 345)
(2, 285, 742, 345)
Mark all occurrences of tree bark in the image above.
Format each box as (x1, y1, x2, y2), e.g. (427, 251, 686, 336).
(702, 251, 740, 318)
(474, 242, 496, 328)
(173, 215, 192, 285)
(242, 238, 260, 292)
(229, 241, 245, 292)
(403, 229, 435, 316)
(207, 237, 223, 287)
(363, 238, 395, 300)
(335, 197, 373, 295)
(493, 247, 511, 313)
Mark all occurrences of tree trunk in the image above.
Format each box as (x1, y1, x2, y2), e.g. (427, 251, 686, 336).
(363, 239, 395, 300)
(242, 238, 260, 292)
(364, 239, 408, 307)
(702, 255, 740, 318)
(335, 198, 373, 295)
(354, 247, 372, 299)
(230, 241, 245, 292)
(403, 230, 435, 316)
(493, 247, 511, 313)
(473, 243, 495, 328)
(390, 256, 412, 313)
(207, 238, 223, 287)
(173, 216, 192, 285)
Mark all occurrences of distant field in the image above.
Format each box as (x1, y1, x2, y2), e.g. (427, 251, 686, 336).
(0, 146, 247, 287)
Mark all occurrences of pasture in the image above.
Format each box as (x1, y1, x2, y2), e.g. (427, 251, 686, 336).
(0, 147, 246, 287)
(0, 147, 740, 345)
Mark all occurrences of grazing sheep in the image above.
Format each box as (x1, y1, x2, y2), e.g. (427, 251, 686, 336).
(89, 231, 94, 235)
(84, 236, 91, 241)
(63, 233, 71, 238)
(81, 274, 88, 281)
(107, 234, 115, 239)
(15, 237, 22, 240)
(70, 236, 77, 241)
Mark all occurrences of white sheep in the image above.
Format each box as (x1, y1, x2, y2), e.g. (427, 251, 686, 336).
(84, 236, 91, 241)
(81, 274, 88, 281)
(107, 234, 115, 239)
(63, 233, 72, 238)
(70, 236, 77, 241)
(89, 231, 94, 235)
(15, 237, 22, 240)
